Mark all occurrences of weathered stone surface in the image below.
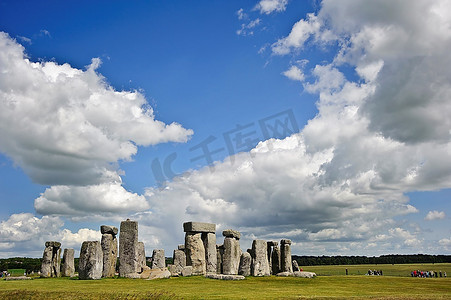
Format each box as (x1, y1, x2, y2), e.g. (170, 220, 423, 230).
(276, 271, 293, 277)
(292, 259, 300, 272)
(205, 273, 245, 280)
(172, 249, 186, 275)
(251, 240, 270, 276)
(79, 241, 103, 280)
(40, 241, 61, 278)
(222, 237, 241, 275)
(178, 244, 185, 250)
(40, 246, 53, 278)
(267, 241, 278, 246)
(61, 248, 75, 277)
(141, 267, 171, 280)
(168, 264, 179, 277)
(238, 252, 251, 276)
(271, 245, 281, 275)
(119, 219, 139, 277)
(5, 276, 31, 281)
(101, 234, 117, 278)
(183, 222, 216, 233)
(185, 232, 206, 275)
(216, 244, 224, 274)
(181, 266, 193, 277)
(100, 225, 118, 236)
(151, 249, 165, 269)
(280, 239, 293, 273)
(137, 242, 146, 272)
(293, 271, 316, 278)
(203, 232, 217, 273)
(267, 242, 273, 275)
(275, 271, 316, 278)
(222, 229, 241, 240)
(281, 239, 292, 245)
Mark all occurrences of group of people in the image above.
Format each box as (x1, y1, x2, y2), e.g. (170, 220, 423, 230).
(366, 269, 383, 276)
(0, 271, 10, 278)
(411, 270, 447, 278)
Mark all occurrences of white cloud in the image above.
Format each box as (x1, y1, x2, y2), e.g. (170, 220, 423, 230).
(237, 18, 261, 36)
(236, 8, 247, 20)
(0, 32, 193, 217)
(425, 210, 446, 221)
(255, 0, 288, 15)
(0, 213, 102, 257)
(127, 0, 451, 255)
(282, 65, 305, 82)
(34, 182, 149, 215)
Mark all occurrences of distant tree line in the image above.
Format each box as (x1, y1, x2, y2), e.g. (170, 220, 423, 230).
(293, 254, 451, 266)
(1, 254, 450, 272)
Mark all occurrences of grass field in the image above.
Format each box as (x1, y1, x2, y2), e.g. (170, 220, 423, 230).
(0, 264, 450, 299)
(6, 269, 25, 276)
(301, 263, 451, 277)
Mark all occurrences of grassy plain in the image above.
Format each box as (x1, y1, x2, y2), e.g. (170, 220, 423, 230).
(0, 263, 449, 299)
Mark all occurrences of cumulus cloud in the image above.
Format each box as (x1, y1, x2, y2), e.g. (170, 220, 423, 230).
(255, 0, 289, 15)
(0, 213, 100, 257)
(282, 65, 305, 82)
(425, 210, 446, 221)
(128, 0, 451, 254)
(0, 32, 193, 216)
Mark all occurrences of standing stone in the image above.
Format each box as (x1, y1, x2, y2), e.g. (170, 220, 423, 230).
(183, 222, 216, 275)
(151, 249, 165, 269)
(173, 249, 186, 275)
(267, 241, 277, 274)
(280, 239, 293, 273)
(119, 219, 139, 277)
(137, 242, 147, 272)
(272, 244, 281, 275)
(292, 259, 300, 272)
(238, 252, 251, 276)
(101, 225, 118, 278)
(216, 244, 224, 274)
(185, 232, 206, 275)
(203, 232, 217, 273)
(61, 248, 75, 277)
(222, 231, 241, 275)
(40, 241, 61, 278)
(79, 241, 103, 280)
(251, 240, 270, 276)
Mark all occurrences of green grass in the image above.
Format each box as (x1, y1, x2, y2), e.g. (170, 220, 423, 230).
(301, 263, 451, 277)
(0, 264, 450, 299)
(6, 269, 26, 276)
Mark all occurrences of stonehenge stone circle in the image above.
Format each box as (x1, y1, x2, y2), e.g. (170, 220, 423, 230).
(251, 239, 270, 276)
(61, 248, 75, 277)
(238, 252, 251, 276)
(151, 249, 165, 269)
(222, 229, 241, 239)
(222, 230, 241, 275)
(79, 241, 103, 280)
(280, 239, 293, 273)
(40, 241, 61, 278)
(101, 225, 118, 278)
(119, 219, 140, 277)
(183, 222, 216, 275)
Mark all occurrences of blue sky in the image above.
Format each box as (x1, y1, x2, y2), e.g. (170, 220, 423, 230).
(0, 0, 450, 257)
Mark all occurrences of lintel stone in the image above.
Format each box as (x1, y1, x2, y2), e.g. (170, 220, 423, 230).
(183, 222, 216, 233)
